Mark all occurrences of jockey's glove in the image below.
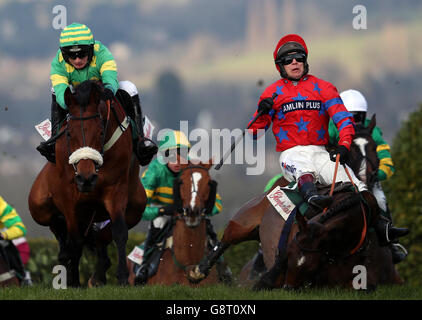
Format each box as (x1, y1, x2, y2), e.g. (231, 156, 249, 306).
(329, 145, 349, 165)
(258, 97, 274, 115)
(159, 205, 177, 216)
(101, 88, 115, 102)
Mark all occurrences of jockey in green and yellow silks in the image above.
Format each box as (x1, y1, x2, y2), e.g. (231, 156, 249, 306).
(329, 89, 409, 264)
(142, 130, 221, 221)
(0, 196, 26, 241)
(37, 23, 157, 165)
(133, 130, 230, 285)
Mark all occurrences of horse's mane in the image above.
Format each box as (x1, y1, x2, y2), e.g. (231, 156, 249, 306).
(317, 193, 362, 224)
(73, 80, 103, 109)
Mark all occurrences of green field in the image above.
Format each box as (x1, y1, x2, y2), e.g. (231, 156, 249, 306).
(1, 284, 421, 300)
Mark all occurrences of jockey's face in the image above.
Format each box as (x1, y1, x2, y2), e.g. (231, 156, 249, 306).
(167, 155, 187, 173)
(69, 55, 89, 69)
(283, 52, 305, 80)
(167, 149, 188, 173)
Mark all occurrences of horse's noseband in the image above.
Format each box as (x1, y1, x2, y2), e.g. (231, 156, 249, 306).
(66, 108, 105, 172)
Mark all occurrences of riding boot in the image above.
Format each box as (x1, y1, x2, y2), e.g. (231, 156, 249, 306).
(375, 215, 409, 247)
(134, 223, 162, 285)
(205, 219, 233, 284)
(298, 174, 333, 211)
(36, 94, 67, 163)
(383, 206, 409, 263)
(389, 243, 408, 264)
(134, 114, 158, 166)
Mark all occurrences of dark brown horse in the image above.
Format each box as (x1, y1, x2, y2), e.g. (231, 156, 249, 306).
(128, 161, 220, 286)
(28, 81, 146, 286)
(188, 115, 403, 289)
(0, 241, 20, 287)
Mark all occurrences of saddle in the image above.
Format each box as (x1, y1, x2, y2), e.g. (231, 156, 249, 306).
(271, 181, 355, 259)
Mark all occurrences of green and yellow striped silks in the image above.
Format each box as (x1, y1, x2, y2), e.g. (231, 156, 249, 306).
(0, 196, 26, 240)
(158, 130, 191, 152)
(60, 23, 94, 47)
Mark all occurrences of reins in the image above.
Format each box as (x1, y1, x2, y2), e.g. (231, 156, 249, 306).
(322, 153, 368, 255)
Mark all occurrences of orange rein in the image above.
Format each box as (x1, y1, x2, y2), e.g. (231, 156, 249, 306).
(323, 153, 367, 255)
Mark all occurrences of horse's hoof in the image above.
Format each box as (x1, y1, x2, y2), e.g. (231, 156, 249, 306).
(88, 277, 105, 288)
(252, 279, 275, 291)
(186, 265, 206, 283)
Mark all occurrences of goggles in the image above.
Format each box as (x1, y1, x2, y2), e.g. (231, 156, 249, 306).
(62, 46, 90, 60)
(279, 53, 306, 65)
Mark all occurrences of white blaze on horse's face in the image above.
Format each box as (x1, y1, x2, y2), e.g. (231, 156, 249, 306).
(190, 172, 202, 210)
(354, 137, 368, 183)
(297, 255, 306, 267)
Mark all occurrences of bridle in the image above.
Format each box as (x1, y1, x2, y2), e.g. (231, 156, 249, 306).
(64, 98, 130, 175)
(176, 165, 212, 218)
(66, 102, 106, 173)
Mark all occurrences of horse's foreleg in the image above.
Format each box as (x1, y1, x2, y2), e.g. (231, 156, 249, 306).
(111, 214, 129, 285)
(49, 214, 70, 266)
(89, 242, 111, 287)
(187, 241, 230, 283)
(65, 234, 83, 287)
(64, 214, 83, 287)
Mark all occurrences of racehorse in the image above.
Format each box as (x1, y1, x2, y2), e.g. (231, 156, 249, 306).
(188, 115, 403, 289)
(28, 80, 146, 286)
(0, 241, 20, 287)
(128, 161, 220, 286)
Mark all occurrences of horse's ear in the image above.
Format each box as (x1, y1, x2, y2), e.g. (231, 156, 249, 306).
(368, 114, 376, 134)
(202, 158, 214, 170)
(296, 212, 308, 232)
(64, 87, 75, 108)
(90, 82, 102, 105)
(180, 163, 189, 171)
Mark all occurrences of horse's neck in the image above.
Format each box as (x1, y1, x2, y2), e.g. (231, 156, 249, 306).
(172, 219, 207, 264)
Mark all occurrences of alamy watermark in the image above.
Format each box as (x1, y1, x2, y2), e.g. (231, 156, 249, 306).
(52, 264, 67, 289)
(52, 5, 67, 30)
(353, 5, 367, 30)
(157, 121, 266, 175)
(352, 265, 367, 290)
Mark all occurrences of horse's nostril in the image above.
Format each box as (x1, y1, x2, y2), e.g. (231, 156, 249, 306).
(75, 174, 98, 190)
(88, 174, 98, 185)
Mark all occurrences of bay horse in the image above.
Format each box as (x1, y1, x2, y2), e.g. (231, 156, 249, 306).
(0, 241, 20, 287)
(128, 161, 220, 286)
(28, 81, 146, 286)
(188, 115, 403, 289)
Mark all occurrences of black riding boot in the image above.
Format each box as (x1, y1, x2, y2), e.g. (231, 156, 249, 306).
(134, 223, 162, 285)
(36, 94, 67, 163)
(298, 176, 333, 210)
(205, 219, 232, 284)
(130, 95, 157, 166)
(375, 215, 409, 247)
(134, 114, 158, 166)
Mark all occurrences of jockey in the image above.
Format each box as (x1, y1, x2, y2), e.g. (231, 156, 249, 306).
(133, 130, 230, 284)
(329, 89, 409, 263)
(248, 34, 366, 212)
(0, 196, 29, 284)
(37, 23, 156, 166)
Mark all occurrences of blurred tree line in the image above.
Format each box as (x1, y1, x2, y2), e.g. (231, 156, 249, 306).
(384, 103, 422, 286)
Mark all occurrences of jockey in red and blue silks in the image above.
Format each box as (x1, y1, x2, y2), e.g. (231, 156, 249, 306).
(248, 34, 367, 210)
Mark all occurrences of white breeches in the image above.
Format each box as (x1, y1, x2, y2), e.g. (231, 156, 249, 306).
(279, 145, 367, 192)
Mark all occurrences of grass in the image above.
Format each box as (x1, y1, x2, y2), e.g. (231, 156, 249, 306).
(1, 284, 421, 300)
